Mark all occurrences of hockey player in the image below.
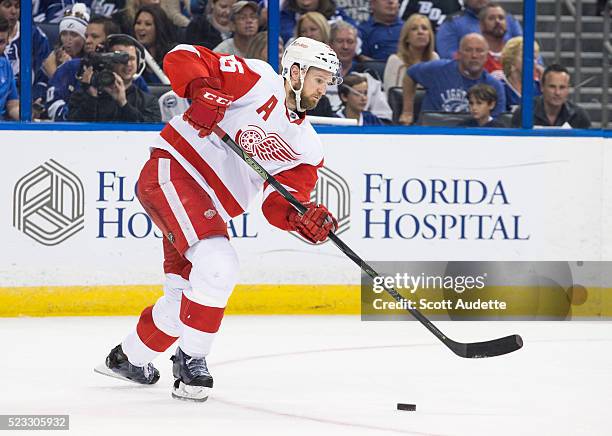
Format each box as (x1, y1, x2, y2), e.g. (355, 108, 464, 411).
(95, 37, 341, 402)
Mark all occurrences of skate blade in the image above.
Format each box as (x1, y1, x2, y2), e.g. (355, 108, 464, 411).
(93, 363, 151, 385)
(171, 381, 210, 402)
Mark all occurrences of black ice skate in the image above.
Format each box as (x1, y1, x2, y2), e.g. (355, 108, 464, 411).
(170, 347, 213, 402)
(94, 344, 160, 385)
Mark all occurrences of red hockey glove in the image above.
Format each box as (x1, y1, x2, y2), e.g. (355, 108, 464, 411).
(183, 79, 233, 138)
(288, 203, 338, 243)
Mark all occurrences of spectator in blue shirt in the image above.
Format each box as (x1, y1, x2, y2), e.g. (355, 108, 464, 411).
(435, 0, 522, 59)
(280, 0, 356, 44)
(336, 73, 383, 125)
(400, 33, 505, 124)
(358, 0, 403, 62)
(0, 16, 18, 120)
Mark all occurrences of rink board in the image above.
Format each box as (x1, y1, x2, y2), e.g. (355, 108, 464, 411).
(1, 131, 611, 316)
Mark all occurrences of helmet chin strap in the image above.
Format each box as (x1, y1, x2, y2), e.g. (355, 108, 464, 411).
(289, 66, 308, 113)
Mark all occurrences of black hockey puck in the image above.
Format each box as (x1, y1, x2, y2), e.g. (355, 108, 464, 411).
(397, 403, 416, 411)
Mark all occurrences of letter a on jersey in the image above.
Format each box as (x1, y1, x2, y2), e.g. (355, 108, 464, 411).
(256, 96, 278, 122)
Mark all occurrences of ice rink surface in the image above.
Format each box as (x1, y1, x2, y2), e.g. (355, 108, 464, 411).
(1, 316, 610, 436)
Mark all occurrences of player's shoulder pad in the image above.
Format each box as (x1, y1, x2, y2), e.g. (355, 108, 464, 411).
(244, 58, 279, 78)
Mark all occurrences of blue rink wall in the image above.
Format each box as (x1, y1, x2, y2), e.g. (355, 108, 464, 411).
(2, 125, 612, 316)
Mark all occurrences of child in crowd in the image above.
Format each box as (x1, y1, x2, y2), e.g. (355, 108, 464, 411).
(336, 73, 383, 126)
(460, 84, 505, 127)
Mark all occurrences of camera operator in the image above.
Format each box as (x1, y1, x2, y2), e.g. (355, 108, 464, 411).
(67, 34, 161, 122)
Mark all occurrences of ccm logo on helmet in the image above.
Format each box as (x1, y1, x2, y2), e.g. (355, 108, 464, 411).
(202, 91, 231, 106)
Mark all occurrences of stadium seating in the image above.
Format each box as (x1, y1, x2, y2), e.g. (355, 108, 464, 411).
(418, 111, 472, 127)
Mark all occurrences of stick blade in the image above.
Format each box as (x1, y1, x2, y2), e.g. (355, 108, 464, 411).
(450, 334, 523, 358)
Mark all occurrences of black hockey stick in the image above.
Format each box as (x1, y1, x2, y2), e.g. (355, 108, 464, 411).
(213, 126, 523, 358)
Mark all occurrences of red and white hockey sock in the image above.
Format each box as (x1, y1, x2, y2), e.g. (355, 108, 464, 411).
(178, 293, 225, 357)
(178, 237, 239, 357)
(122, 274, 187, 366)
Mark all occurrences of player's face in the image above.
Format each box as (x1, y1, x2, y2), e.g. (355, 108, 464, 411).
(299, 17, 324, 43)
(300, 67, 332, 110)
(60, 31, 85, 57)
(212, 0, 235, 27)
(85, 23, 106, 54)
(458, 35, 488, 77)
(407, 18, 430, 49)
(0, 0, 19, 27)
(330, 28, 357, 64)
(343, 81, 368, 112)
(468, 97, 494, 121)
(111, 44, 137, 83)
(482, 7, 506, 38)
(0, 30, 8, 55)
(134, 11, 155, 47)
(542, 71, 570, 108)
(232, 7, 258, 37)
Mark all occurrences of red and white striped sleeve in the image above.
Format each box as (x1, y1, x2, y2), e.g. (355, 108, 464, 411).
(163, 44, 260, 99)
(261, 161, 323, 231)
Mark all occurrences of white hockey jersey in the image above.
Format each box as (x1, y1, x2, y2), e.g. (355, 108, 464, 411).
(154, 44, 324, 229)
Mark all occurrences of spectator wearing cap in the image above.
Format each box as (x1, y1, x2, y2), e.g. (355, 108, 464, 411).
(213, 1, 259, 58)
(358, 0, 403, 62)
(436, 0, 522, 59)
(185, 0, 235, 50)
(400, 33, 505, 125)
(0, 15, 18, 120)
(280, 0, 356, 44)
(43, 3, 90, 78)
(511, 64, 591, 129)
(0, 0, 50, 87)
(46, 16, 141, 121)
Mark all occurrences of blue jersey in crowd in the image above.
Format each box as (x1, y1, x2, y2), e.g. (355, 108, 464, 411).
(435, 7, 522, 59)
(358, 17, 403, 62)
(0, 55, 18, 119)
(46, 57, 150, 120)
(6, 23, 51, 101)
(6, 23, 51, 78)
(408, 59, 506, 117)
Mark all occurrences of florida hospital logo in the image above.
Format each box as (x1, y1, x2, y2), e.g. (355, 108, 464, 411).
(236, 125, 301, 162)
(13, 160, 85, 246)
(291, 166, 351, 244)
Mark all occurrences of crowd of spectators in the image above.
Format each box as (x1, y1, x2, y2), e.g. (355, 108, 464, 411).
(0, 0, 598, 129)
